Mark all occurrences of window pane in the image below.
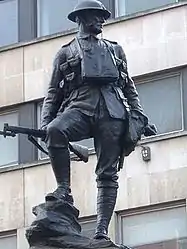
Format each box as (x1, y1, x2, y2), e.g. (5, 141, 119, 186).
(100, 0, 115, 18)
(79, 218, 96, 238)
(120, 206, 187, 247)
(117, 0, 176, 17)
(37, 0, 113, 37)
(76, 138, 94, 150)
(0, 233, 17, 249)
(0, 112, 18, 166)
(37, 0, 78, 36)
(0, 0, 18, 47)
(136, 74, 182, 134)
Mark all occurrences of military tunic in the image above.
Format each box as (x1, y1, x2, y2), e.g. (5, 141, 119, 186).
(57, 32, 127, 120)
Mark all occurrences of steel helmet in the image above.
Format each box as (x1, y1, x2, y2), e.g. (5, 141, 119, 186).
(68, 0, 111, 22)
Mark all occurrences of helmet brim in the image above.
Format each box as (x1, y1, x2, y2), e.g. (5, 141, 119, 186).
(68, 8, 111, 22)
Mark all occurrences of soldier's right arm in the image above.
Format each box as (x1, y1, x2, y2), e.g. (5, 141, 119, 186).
(41, 48, 66, 129)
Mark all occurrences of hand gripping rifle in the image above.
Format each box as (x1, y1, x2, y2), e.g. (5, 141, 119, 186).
(0, 123, 89, 163)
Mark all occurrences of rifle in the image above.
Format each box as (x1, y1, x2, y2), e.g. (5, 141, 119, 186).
(0, 123, 89, 163)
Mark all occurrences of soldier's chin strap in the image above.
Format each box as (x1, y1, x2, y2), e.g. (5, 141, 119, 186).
(28, 135, 49, 155)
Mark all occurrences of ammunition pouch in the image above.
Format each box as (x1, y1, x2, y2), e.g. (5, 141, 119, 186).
(103, 40, 128, 88)
(59, 52, 82, 98)
(116, 57, 128, 89)
(60, 56, 81, 82)
(58, 38, 128, 98)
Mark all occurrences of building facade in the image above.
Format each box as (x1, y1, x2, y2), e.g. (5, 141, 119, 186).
(0, 0, 187, 248)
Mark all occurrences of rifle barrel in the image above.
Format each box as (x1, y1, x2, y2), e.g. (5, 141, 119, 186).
(4, 124, 46, 138)
(0, 130, 16, 137)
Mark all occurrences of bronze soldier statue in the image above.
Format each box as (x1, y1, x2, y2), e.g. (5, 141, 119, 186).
(41, 0, 156, 241)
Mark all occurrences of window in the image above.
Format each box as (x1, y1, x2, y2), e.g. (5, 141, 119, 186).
(117, 203, 187, 248)
(101, 0, 115, 18)
(0, 111, 19, 167)
(37, 0, 115, 37)
(37, 0, 77, 37)
(0, 104, 38, 167)
(116, 0, 176, 17)
(79, 216, 97, 238)
(0, 231, 17, 249)
(0, 0, 18, 47)
(35, 0, 186, 38)
(135, 73, 183, 135)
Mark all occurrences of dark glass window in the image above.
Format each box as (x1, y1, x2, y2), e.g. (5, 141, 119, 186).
(37, 0, 77, 37)
(116, 0, 176, 17)
(79, 217, 97, 238)
(0, 232, 17, 249)
(118, 205, 187, 248)
(0, 111, 19, 167)
(37, 0, 115, 37)
(0, 0, 18, 47)
(136, 73, 182, 135)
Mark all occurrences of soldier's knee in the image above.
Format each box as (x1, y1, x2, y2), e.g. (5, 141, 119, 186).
(46, 124, 68, 148)
(96, 175, 119, 189)
(47, 124, 60, 136)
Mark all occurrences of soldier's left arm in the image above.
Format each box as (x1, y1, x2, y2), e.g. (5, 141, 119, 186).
(115, 44, 144, 112)
(115, 44, 157, 136)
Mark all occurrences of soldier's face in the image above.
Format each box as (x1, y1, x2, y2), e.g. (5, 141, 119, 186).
(81, 11, 105, 34)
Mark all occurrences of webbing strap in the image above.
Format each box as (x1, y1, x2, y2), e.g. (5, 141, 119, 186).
(28, 135, 48, 155)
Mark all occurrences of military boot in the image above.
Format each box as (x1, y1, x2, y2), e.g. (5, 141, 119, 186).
(45, 147, 74, 204)
(94, 187, 117, 240)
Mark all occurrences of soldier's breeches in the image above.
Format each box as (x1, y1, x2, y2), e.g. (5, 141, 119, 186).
(46, 123, 69, 149)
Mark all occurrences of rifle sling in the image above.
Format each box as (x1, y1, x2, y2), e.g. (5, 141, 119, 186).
(28, 135, 49, 155)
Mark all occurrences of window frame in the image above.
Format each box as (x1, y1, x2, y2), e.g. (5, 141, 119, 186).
(0, 0, 18, 47)
(0, 102, 38, 168)
(0, 109, 19, 168)
(79, 215, 97, 238)
(114, 0, 180, 18)
(0, 230, 17, 249)
(134, 71, 184, 138)
(115, 200, 187, 246)
(18, 0, 37, 42)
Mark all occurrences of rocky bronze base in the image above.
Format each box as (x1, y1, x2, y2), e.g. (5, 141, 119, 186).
(25, 197, 131, 249)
